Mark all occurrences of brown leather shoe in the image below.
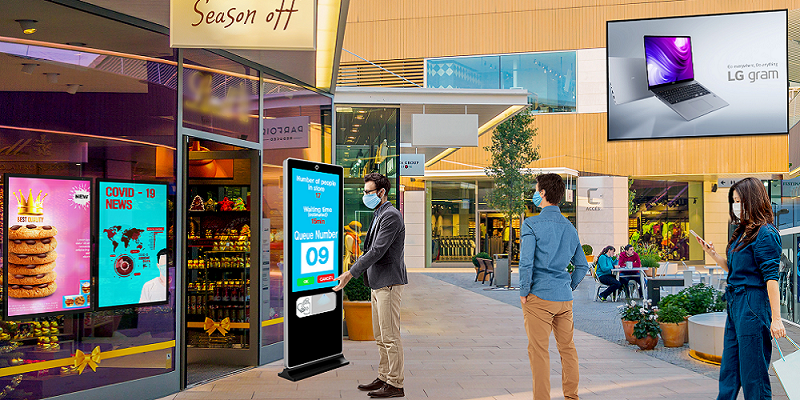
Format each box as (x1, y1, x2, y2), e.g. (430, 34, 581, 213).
(368, 383, 404, 398)
(358, 378, 386, 391)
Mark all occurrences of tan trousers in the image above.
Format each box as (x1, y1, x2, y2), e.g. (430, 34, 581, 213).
(522, 294, 579, 400)
(372, 285, 404, 388)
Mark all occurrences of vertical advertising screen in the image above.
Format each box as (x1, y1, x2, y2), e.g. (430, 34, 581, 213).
(282, 158, 347, 374)
(4, 175, 92, 318)
(97, 181, 168, 309)
(607, 10, 788, 140)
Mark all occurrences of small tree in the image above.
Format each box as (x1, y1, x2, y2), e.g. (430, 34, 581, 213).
(484, 108, 539, 263)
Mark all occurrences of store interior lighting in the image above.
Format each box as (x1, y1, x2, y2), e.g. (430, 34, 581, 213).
(16, 20, 37, 35)
(21, 63, 38, 74)
(66, 84, 81, 95)
(45, 73, 59, 83)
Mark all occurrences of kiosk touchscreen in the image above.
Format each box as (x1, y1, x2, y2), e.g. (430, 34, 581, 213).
(279, 159, 348, 381)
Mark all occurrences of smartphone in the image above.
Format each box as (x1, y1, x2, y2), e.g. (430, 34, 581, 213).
(689, 230, 708, 247)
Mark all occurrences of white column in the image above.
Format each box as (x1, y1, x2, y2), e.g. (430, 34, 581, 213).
(576, 176, 629, 258)
(403, 190, 427, 268)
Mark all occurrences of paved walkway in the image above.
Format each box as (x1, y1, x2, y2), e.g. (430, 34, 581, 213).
(156, 272, 748, 400)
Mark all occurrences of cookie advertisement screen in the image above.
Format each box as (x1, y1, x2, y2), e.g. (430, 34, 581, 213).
(97, 181, 167, 309)
(4, 175, 92, 318)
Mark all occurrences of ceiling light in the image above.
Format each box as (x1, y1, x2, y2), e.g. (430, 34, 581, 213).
(45, 73, 59, 83)
(16, 20, 38, 35)
(66, 84, 81, 95)
(21, 63, 38, 74)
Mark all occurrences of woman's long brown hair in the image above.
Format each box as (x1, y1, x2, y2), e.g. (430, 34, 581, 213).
(727, 177, 774, 253)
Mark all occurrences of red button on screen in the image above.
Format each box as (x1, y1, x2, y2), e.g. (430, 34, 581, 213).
(317, 274, 335, 283)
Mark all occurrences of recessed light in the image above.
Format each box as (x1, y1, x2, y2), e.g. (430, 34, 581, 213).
(45, 73, 59, 83)
(21, 63, 38, 74)
(66, 42, 87, 47)
(66, 84, 82, 95)
(16, 20, 37, 35)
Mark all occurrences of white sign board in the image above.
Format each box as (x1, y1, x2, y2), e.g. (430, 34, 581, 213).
(170, 0, 317, 50)
(264, 116, 311, 149)
(717, 178, 744, 188)
(399, 154, 425, 176)
(412, 114, 479, 147)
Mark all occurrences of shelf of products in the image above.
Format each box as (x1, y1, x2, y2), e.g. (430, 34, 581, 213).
(185, 185, 252, 350)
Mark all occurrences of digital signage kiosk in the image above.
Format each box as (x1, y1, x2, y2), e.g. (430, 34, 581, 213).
(279, 158, 348, 381)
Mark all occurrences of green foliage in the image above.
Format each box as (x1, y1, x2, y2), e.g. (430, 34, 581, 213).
(582, 244, 593, 256)
(656, 303, 688, 324)
(632, 243, 661, 261)
(640, 254, 660, 270)
(472, 252, 490, 268)
(618, 300, 642, 322)
(634, 316, 662, 339)
(628, 178, 638, 217)
(567, 263, 575, 273)
(660, 283, 724, 315)
(484, 108, 539, 262)
(343, 276, 371, 302)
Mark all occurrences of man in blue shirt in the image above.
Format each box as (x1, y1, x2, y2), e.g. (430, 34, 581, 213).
(519, 173, 590, 400)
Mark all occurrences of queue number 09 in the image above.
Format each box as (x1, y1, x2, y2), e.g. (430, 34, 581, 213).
(300, 241, 335, 275)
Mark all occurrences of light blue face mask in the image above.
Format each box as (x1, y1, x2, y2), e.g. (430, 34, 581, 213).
(363, 190, 383, 209)
(532, 191, 543, 207)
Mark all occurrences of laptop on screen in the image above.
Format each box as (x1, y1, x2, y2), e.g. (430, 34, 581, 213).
(644, 36, 728, 120)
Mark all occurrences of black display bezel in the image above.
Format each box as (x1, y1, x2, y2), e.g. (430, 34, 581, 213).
(3, 174, 95, 320)
(94, 179, 170, 311)
(283, 158, 344, 369)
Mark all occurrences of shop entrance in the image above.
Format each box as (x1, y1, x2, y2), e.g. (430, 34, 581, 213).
(182, 138, 261, 386)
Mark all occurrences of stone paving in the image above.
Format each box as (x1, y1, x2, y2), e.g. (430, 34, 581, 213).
(154, 271, 769, 400)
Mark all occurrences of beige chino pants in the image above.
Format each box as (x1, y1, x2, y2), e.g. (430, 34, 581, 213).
(371, 285, 404, 388)
(522, 294, 580, 400)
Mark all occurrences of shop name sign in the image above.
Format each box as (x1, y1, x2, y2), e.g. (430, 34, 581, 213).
(263, 116, 310, 149)
(171, 0, 316, 50)
(399, 154, 425, 176)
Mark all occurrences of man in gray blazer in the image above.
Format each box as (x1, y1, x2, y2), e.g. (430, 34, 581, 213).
(333, 173, 408, 398)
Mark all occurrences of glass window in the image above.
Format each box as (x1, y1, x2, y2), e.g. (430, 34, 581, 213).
(335, 107, 399, 272)
(430, 182, 476, 263)
(426, 51, 577, 113)
(182, 49, 260, 142)
(628, 180, 700, 261)
(261, 77, 332, 347)
(0, 39, 177, 398)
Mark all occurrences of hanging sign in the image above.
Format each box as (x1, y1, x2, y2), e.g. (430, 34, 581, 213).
(170, 0, 317, 50)
(399, 154, 425, 176)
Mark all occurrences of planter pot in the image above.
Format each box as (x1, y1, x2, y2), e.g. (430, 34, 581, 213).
(343, 301, 374, 341)
(635, 335, 659, 350)
(585, 255, 594, 263)
(621, 320, 638, 345)
(659, 321, 687, 347)
(684, 316, 691, 343)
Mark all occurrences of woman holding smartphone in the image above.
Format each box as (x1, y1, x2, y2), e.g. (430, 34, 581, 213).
(696, 177, 784, 400)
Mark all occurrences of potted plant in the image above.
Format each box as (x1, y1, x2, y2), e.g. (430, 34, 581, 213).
(343, 276, 373, 341)
(633, 314, 661, 350)
(618, 300, 640, 345)
(582, 244, 594, 263)
(640, 254, 660, 278)
(657, 303, 688, 347)
(661, 283, 725, 343)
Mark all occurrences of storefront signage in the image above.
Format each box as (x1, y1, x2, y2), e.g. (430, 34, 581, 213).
(782, 177, 800, 197)
(171, 0, 317, 50)
(717, 178, 744, 188)
(264, 116, 311, 149)
(4, 175, 92, 318)
(97, 181, 168, 309)
(399, 154, 425, 176)
(281, 158, 347, 380)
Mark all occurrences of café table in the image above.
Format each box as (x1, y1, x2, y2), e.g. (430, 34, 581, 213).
(611, 267, 649, 300)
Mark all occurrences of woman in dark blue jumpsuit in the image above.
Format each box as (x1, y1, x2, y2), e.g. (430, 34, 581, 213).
(697, 177, 785, 400)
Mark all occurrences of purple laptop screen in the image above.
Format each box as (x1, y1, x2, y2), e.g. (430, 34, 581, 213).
(644, 36, 694, 87)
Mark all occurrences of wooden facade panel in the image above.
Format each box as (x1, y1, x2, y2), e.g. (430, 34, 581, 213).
(427, 113, 789, 176)
(342, 0, 797, 62)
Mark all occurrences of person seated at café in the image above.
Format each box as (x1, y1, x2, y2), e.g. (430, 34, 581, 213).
(618, 244, 643, 297)
(596, 246, 623, 301)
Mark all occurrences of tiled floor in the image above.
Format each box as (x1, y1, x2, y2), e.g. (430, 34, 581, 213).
(157, 272, 771, 399)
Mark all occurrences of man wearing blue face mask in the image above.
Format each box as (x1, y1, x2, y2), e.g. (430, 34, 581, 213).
(333, 173, 408, 399)
(520, 173, 589, 400)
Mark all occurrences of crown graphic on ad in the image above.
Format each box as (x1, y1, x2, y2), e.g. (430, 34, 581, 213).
(15, 189, 48, 215)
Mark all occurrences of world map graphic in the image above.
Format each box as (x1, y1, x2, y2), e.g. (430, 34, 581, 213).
(103, 226, 145, 252)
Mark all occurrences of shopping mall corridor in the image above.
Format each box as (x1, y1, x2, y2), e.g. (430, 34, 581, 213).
(159, 272, 764, 400)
